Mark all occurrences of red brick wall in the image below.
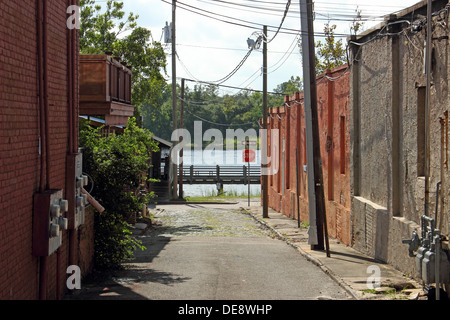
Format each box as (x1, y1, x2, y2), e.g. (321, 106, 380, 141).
(266, 65, 351, 245)
(0, 0, 88, 300)
(0, 0, 40, 300)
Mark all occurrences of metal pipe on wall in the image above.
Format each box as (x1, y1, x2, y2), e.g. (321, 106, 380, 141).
(37, 0, 46, 194)
(36, 0, 49, 300)
(43, 0, 50, 190)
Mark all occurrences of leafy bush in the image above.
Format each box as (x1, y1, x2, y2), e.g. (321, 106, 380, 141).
(80, 118, 159, 270)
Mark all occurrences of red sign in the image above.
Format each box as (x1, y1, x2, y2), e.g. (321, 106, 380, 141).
(243, 149, 256, 163)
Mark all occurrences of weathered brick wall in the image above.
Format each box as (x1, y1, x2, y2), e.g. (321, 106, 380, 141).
(266, 65, 351, 246)
(0, 0, 88, 300)
(0, 0, 40, 300)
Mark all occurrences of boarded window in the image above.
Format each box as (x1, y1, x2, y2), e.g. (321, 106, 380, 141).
(340, 116, 346, 174)
(417, 87, 426, 176)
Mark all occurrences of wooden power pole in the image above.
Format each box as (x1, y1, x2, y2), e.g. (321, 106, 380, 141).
(179, 78, 185, 199)
(171, 0, 178, 199)
(299, 0, 329, 255)
(262, 25, 269, 218)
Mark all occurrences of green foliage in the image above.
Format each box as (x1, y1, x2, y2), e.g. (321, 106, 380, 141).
(79, 0, 167, 124)
(142, 83, 284, 143)
(80, 118, 159, 270)
(350, 7, 365, 36)
(315, 22, 347, 74)
(274, 76, 303, 95)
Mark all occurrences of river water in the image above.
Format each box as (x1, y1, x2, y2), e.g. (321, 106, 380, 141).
(179, 149, 261, 198)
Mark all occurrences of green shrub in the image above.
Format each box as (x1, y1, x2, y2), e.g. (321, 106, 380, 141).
(80, 118, 159, 270)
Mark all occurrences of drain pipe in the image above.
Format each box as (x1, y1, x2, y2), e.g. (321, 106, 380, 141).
(36, 0, 50, 300)
(435, 231, 441, 300)
(37, 0, 46, 194)
(67, 0, 77, 270)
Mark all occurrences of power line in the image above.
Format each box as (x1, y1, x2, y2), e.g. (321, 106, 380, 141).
(268, 32, 300, 73)
(161, 0, 354, 38)
(264, 0, 291, 43)
(176, 47, 255, 85)
(195, 0, 402, 22)
(177, 42, 300, 54)
(179, 97, 259, 127)
(183, 78, 284, 95)
(211, 49, 255, 84)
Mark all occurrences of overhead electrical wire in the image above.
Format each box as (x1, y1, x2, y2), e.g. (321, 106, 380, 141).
(183, 78, 284, 95)
(264, 0, 291, 43)
(164, 0, 433, 102)
(196, 0, 404, 23)
(161, 0, 352, 38)
(177, 42, 300, 54)
(210, 48, 254, 84)
(181, 104, 258, 127)
(176, 46, 255, 85)
(267, 32, 300, 73)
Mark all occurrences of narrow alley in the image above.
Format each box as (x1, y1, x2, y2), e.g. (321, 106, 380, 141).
(64, 199, 352, 300)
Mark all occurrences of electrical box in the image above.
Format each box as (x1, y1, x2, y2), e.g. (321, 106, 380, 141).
(415, 246, 428, 277)
(66, 153, 88, 230)
(421, 249, 450, 284)
(33, 190, 69, 256)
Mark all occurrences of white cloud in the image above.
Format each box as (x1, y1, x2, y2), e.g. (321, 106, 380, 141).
(119, 0, 422, 92)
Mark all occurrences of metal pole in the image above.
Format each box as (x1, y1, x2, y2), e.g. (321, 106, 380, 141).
(262, 25, 269, 218)
(172, 0, 178, 199)
(435, 232, 441, 300)
(248, 161, 251, 206)
(299, 0, 327, 252)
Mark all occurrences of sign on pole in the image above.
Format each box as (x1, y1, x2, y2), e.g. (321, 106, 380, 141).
(243, 149, 256, 207)
(243, 149, 256, 163)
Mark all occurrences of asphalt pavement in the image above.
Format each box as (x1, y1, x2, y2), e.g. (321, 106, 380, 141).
(65, 198, 357, 300)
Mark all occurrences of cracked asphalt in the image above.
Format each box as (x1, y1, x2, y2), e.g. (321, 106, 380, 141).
(65, 199, 352, 300)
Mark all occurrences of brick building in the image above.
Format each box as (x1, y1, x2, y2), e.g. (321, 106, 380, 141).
(0, 0, 95, 299)
(349, 0, 450, 281)
(265, 65, 351, 246)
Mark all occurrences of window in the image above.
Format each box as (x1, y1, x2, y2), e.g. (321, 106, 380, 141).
(303, 129, 307, 165)
(417, 87, 426, 176)
(340, 116, 346, 174)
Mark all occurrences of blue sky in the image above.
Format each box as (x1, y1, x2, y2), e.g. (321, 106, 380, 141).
(117, 0, 423, 93)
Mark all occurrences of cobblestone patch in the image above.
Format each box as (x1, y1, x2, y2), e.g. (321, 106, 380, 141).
(147, 207, 274, 238)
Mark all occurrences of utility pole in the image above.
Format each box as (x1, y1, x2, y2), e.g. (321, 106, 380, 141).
(262, 25, 269, 218)
(179, 78, 185, 199)
(424, 0, 432, 219)
(425, 0, 436, 299)
(172, 0, 178, 199)
(299, 0, 329, 254)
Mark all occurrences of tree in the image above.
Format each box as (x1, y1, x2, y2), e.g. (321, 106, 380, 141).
(142, 83, 284, 146)
(315, 22, 347, 74)
(350, 6, 365, 36)
(79, 0, 167, 124)
(274, 76, 303, 95)
(80, 118, 159, 270)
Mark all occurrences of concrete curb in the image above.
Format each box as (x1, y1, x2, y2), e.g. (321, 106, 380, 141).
(239, 207, 361, 300)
